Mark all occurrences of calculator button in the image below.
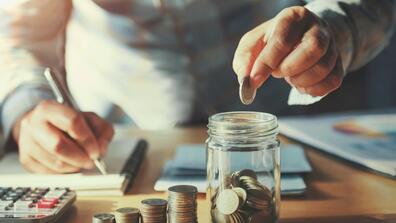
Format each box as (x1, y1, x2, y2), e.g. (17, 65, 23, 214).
(41, 198, 59, 204)
(7, 192, 23, 197)
(44, 191, 65, 199)
(33, 188, 49, 194)
(20, 197, 38, 203)
(25, 193, 41, 199)
(0, 187, 11, 192)
(14, 187, 30, 193)
(37, 201, 55, 209)
(13, 201, 33, 210)
(0, 201, 13, 210)
(1, 196, 19, 202)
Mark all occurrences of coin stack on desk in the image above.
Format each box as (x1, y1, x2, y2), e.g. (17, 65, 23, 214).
(114, 207, 140, 223)
(167, 185, 198, 223)
(92, 213, 115, 223)
(140, 198, 168, 223)
(212, 169, 273, 223)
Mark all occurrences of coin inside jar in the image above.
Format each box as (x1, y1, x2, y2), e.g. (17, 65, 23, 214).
(239, 76, 256, 105)
(216, 189, 241, 215)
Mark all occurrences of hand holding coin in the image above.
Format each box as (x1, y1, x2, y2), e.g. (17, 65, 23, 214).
(233, 6, 343, 97)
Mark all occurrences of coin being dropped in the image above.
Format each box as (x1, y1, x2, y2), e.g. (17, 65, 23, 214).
(239, 76, 256, 105)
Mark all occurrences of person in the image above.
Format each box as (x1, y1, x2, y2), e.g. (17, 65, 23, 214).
(0, 0, 394, 173)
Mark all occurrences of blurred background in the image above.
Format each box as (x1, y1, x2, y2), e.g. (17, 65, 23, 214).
(0, 0, 395, 128)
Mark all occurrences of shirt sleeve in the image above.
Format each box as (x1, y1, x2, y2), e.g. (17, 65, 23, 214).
(305, 0, 396, 72)
(0, 0, 72, 154)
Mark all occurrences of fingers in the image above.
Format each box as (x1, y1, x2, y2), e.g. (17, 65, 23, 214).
(301, 57, 344, 96)
(30, 121, 94, 169)
(33, 101, 100, 159)
(288, 41, 338, 87)
(19, 154, 56, 174)
(277, 23, 331, 77)
(28, 139, 80, 173)
(232, 22, 269, 83)
(249, 7, 312, 88)
(15, 101, 110, 174)
(248, 50, 272, 89)
(83, 112, 114, 155)
(18, 131, 60, 174)
(21, 114, 93, 169)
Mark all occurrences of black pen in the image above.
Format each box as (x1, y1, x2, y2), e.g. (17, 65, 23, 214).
(43, 68, 108, 175)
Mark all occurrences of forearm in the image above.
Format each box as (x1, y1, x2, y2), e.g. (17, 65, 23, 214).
(305, 0, 396, 72)
(0, 0, 71, 151)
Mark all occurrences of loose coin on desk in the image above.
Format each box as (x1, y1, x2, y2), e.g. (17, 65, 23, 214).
(239, 76, 256, 105)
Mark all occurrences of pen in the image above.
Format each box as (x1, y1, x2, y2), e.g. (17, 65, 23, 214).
(43, 68, 108, 175)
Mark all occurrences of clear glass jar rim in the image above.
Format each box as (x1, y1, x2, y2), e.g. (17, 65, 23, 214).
(207, 112, 279, 147)
(208, 111, 277, 128)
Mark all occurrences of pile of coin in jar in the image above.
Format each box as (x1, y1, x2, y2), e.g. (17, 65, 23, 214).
(211, 169, 274, 223)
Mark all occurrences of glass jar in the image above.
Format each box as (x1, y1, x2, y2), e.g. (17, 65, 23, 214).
(206, 111, 281, 223)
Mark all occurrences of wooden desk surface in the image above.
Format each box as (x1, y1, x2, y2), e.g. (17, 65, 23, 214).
(64, 127, 396, 223)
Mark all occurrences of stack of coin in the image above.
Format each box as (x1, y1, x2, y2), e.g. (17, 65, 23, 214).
(92, 213, 115, 223)
(114, 207, 140, 223)
(140, 198, 168, 223)
(212, 169, 273, 223)
(167, 185, 198, 223)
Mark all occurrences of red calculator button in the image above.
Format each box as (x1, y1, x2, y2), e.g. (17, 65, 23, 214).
(37, 201, 55, 209)
(41, 198, 58, 204)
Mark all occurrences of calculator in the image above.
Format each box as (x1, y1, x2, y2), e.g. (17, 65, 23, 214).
(0, 187, 76, 223)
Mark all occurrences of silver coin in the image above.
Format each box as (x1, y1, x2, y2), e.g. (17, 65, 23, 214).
(216, 189, 240, 215)
(238, 169, 258, 180)
(92, 213, 115, 223)
(140, 198, 167, 223)
(168, 185, 198, 223)
(239, 76, 256, 105)
(141, 198, 168, 206)
(232, 187, 247, 205)
(168, 185, 198, 194)
(115, 207, 140, 214)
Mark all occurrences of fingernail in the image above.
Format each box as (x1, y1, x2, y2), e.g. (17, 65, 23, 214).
(88, 148, 100, 159)
(237, 75, 245, 85)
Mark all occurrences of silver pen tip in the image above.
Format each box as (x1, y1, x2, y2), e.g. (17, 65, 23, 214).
(94, 158, 108, 175)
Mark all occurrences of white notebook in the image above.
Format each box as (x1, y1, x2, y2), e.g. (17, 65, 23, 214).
(0, 138, 147, 196)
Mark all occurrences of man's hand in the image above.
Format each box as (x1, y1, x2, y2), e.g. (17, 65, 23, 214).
(233, 6, 344, 97)
(12, 100, 114, 174)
